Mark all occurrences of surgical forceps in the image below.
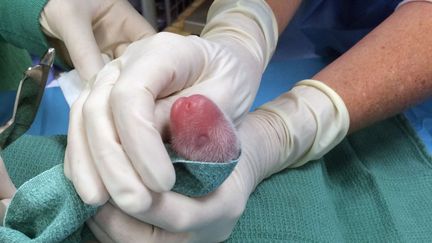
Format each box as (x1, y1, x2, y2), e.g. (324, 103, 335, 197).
(0, 48, 55, 149)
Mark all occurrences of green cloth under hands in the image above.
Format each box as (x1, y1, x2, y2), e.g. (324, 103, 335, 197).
(0, 136, 95, 243)
(0, 135, 238, 242)
(0, 165, 97, 243)
(0, 116, 431, 242)
(229, 116, 432, 242)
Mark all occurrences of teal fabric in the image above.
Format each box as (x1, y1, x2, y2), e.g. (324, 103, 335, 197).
(0, 0, 67, 94)
(0, 75, 46, 149)
(1, 116, 431, 242)
(228, 116, 432, 242)
(0, 43, 32, 91)
(168, 145, 239, 197)
(0, 165, 97, 243)
(0, 0, 50, 92)
(0, 136, 96, 243)
(0, 135, 238, 242)
(0, 0, 50, 57)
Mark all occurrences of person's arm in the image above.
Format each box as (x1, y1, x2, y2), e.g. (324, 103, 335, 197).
(313, 2, 432, 133)
(266, 0, 302, 34)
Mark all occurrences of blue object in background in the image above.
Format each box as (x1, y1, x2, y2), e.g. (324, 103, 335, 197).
(0, 86, 70, 136)
(24, 56, 70, 136)
(26, 87, 69, 136)
(403, 99, 432, 152)
(252, 57, 329, 110)
(0, 91, 16, 126)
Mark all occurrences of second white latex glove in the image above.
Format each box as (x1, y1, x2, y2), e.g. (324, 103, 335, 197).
(40, 0, 155, 80)
(65, 0, 278, 217)
(85, 80, 349, 242)
(85, 111, 287, 243)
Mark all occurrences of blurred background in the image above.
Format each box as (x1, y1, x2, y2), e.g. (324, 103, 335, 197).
(128, 0, 212, 34)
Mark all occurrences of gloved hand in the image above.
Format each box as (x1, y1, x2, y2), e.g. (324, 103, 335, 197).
(65, 0, 278, 216)
(39, 0, 155, 80)
(85, 80, 350, 242)
(0, 156, 16, 225)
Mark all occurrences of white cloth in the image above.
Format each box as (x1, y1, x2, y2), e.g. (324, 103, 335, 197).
(56, 70, 82, 107)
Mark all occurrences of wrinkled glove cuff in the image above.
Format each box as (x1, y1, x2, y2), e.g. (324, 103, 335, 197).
(259, 79, 350, 170)
(201, 0, 278, 69)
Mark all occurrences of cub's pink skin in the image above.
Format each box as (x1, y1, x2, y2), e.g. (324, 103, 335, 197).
(170, 95, 240, 162)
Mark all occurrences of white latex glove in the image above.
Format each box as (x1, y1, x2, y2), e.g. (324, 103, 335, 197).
(85, 80, 350, 242)
(65, 0, 278, 216)
(39, 0, 155, 80)
(0, 155, 16, 226)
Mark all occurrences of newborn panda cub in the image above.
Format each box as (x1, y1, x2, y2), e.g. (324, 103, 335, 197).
(170, 95, 240, 162)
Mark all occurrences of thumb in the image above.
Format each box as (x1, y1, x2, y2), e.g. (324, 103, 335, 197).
(58, 20, 105, 81)
(154, 96, 178, 141)
(88, 203, 189, 243)
(40, 8, 104, 80)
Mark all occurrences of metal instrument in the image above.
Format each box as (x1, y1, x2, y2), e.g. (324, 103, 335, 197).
(0, 48, 55, 149)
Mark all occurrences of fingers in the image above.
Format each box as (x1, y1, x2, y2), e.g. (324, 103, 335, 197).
(116, 0, 156, 40)
(66, 87, 110, 205)
(42, 0, 105, 80)
(105, 35, 206, 193)
(79, 62, 154, 215)
(59, 18, 105, 81)
(135, 192, 210, 232)
(42, 0, 155, 81)
(108, 61, 177, 193)
(154, 97, 178, 139)
(86, 218, 116, 243)
(89, 182, 245, 243)
(89, 203, 190, 243)
(96, 0, 156, 57)
(133, 176, 246, 234)
(69, 33, 210, 214)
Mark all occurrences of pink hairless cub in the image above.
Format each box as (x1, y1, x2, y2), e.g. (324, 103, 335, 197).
(170, 94, 240, 162)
